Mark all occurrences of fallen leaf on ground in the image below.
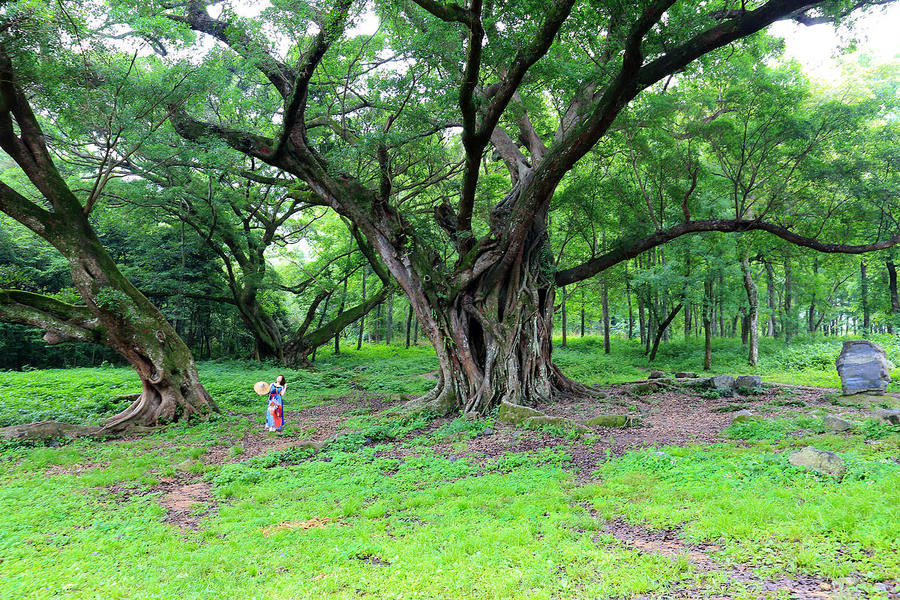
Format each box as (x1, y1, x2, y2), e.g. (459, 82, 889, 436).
(262, 517, 331, 536)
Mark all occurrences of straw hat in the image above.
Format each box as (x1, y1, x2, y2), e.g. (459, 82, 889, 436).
(254, 381, 269, 395)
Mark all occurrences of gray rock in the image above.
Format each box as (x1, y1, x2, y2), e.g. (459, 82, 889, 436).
(706, 375, 735, 390)
(873, 409, 900, 425)
(731, 410, 759, 424)
(481, 427, 495, 436)
(674, 371, 698, 379)
(585, 414, 642, 428)
(649, 370, 665, 379)
(836, 340, 891, 395)
(497, 401, 544, 425)
(823, 414, 853, 432)
(631, 382, 659, 395)
(175, 459, 200, 472)
(734, 375, 762, 389)
(788, 446, 846, 478)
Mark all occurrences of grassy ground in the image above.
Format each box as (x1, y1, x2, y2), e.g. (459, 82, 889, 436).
(1, 338, 899, 599)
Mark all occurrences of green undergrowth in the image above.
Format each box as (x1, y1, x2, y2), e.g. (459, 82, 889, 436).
(0, 345, 437, 427)
(583, 436, 900, 591)
(554, 333, 900, 389)
(4, 335, 899, 427)
(1, 436, 689, 599)
(1, 398, 899, 599)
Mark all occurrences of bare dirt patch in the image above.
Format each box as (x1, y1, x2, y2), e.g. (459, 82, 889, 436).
(603, 518, 836, 599)
(203, 393, 407, 465)
(156, 479, 213, 530)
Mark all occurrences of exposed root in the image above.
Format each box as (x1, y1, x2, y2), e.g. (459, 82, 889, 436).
(401, 375, 458, 415)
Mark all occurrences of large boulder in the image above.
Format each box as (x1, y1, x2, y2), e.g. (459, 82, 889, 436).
(648, 370, 665, 379)
(836, 340, 891, 395)
(788, 446, 846, 478)
(497, 401, 544, 425)
(674, 371, 698, 379)
(706, 375, 735, 390)
(734, 375, 762, 389)
(585, 414, 642, 428)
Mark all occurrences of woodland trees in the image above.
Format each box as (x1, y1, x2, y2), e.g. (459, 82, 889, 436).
(1, 0, 900, 428)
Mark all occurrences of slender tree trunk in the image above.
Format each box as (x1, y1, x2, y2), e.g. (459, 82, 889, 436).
(310, 293, 331, 362)
(357, 269, 367, 350)
(783, 260, 792, 345)
(703, 279, 713, 370)
(861, 260, 870, 335)
(741, 257, 759, 367)
(561, 286, 567, 348)
(626, 279, 634, 340)
(580, 289, 585, 337)
(765, 260, 776, 337)
(637, 290, 646, 347)
(405, 303, 413, 348)
(887, 259, 899, 334)
(648, 303, 682, 361)
(385, 292, 393, 345)
(334, 276, 348, 355)
(601, 280, 610, 354)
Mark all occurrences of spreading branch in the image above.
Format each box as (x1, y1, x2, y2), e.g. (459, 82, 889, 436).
(0, 290, 107, 345)
(555, 219, 900, 286)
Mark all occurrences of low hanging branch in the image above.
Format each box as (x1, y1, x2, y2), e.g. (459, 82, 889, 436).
(555, 219, 900, 286)
(0, 290, 108, 345)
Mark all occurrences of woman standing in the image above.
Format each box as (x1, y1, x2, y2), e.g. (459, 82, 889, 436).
(266, 375, 286, 432)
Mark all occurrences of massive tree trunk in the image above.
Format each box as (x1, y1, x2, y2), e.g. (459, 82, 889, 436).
(0, 53, 215, 435)
(163, 0, 900, 418)
(0, 228, 217, 432)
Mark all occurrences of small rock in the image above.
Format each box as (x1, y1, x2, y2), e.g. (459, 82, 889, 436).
(823, 414, 853, 432)
(731, 410, 759, 424)
(649, 370, 665, 379)
(353, 365, 369, 372)
(497, 401, 544, 425)
(481, 428, 495, 436)
(585, 414, 642, 428)
(674, 371, 698, 379)
(873, 409, 900, 425)
(631, 382, 659, 395)
(175, 459, 199, 473)
(788, 446, 847, 478)
(734, 375, 762, 389)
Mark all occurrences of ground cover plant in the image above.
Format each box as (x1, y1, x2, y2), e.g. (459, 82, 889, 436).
(2, 339, 900, 599)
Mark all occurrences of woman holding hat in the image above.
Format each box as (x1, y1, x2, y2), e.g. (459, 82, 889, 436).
(265, 375, 286, 432)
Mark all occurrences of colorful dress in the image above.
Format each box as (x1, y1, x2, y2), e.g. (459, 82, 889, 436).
(266, 384, 285, 430)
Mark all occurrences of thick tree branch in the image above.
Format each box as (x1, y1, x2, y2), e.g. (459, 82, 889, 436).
(0, 290, 107, 345)
(555, 219, 900, 286)
(165, 0, 296, 98)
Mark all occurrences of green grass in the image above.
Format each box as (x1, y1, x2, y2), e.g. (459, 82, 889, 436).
(2, 338, 900, 598)
(2, 334, 897, 427)
(0, 344, 438, 427)
(554, 332, 900, 389)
